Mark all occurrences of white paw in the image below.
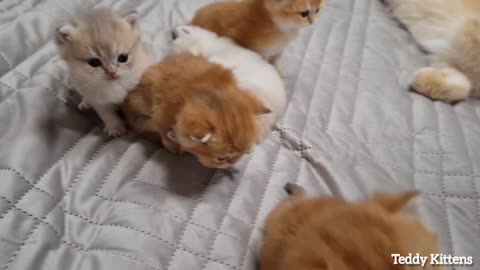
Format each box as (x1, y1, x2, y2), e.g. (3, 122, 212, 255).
(412, 67, 471, 103)
(78, 100, 91, 110)
(103, 122, 127, 137)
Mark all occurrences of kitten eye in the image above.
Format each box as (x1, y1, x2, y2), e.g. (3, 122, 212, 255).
(87, 58, 102, 68)
(118, 54, 129, 63)
(315, 8, 320, 13)
(216, 156, 229, 163)
(299, 10, 310, 18)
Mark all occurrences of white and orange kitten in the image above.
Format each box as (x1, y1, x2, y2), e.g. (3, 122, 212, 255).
(191, 0, 323, 70)
(55, 9, 153, 136)
(122, 53, 270, 168)
(172, 25, 286, 142)
(385, 0, 480, 103)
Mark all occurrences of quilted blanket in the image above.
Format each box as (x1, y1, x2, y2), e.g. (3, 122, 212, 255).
(0, 0, 479, 269)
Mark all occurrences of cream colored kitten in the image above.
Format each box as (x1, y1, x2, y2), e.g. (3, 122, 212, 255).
(55, 9, 153, 136)
(385, 0, 480, 103)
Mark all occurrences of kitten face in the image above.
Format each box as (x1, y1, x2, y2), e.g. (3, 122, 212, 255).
(265, 0, 323, 29)
(175, 91, 269, 169)
(55, 10, 141, 83)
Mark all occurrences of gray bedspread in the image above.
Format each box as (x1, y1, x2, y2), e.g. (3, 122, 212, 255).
(0, 0, 479, 269)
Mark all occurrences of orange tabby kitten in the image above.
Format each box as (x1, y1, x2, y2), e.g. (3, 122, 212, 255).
(191, 0, 323, 67)
(122, 52, 270, 169)
(259, 183, 441, 270)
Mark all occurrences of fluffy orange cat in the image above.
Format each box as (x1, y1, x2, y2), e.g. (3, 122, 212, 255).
(122, 52, 270, 168)
(259, 183, 441, 270)
(191, 0, 322, 67)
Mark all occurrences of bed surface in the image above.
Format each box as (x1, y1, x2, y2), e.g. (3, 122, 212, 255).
(0, 0, 479, 269)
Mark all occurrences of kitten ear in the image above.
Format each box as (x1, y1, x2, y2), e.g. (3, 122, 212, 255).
(257, 106, 272, 115)
(167, 130, 177, 141)
(373, 191, 419, 213)
(190, 133, 212, 143)
(187, 120, 215, 145)
(246, 94, 272, 115)
(253, 101, 272, 115)
(124, 12, 139, 29)
(56, 25, 76, 45)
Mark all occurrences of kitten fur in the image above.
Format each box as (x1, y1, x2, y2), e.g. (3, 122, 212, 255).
(172, 25, 286, 142)
(122, 52, 269, 169)
(55, 9, 153, 136)
(259, 183, 441, 270)
(191, 0, 322, 67)
(385, 0, 480, 103)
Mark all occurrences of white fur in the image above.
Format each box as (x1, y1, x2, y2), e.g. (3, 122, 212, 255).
(172, 25, 287, 142)
(56, 11, 153, 136)
(387, 0, 480, 100)
(442, 67, 471, 89)
(387, 0, 475, 56)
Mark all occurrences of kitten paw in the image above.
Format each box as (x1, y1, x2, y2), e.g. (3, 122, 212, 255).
(78, 100, 92, 110)
(162, 133, 184, 154)
(163, 139, 184, 154)
(412, 67, 471, 103)
(103, 122, 127, 137)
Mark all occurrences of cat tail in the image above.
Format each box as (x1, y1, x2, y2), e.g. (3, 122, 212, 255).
(284, 183, 306, 197)
(373, 191, 419, 213)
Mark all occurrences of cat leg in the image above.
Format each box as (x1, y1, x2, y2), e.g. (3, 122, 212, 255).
(412, 65, 471, 103)
(91, 103, 127, 137)
(160, 129, 183, 154)
(78, 97, 92, 110)
(68, 78, 91, 110)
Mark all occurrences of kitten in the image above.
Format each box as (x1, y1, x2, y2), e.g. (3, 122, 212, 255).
(172, 25, 286, 143)
(259, 183, 440, 270)
(384, 0, 480, 103)
(191, 0, 323, 69)
(122, 52, 270, 169)
(55, 9, 153, 136)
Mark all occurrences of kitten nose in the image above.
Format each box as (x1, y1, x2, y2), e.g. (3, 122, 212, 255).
(104, 68, 117, 79)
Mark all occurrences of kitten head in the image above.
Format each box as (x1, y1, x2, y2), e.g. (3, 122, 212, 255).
(55, 9, 142, 82)
(171, 25, 219, 56)
(264, 0, 323, 30)
(175, 89, 270, 169)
